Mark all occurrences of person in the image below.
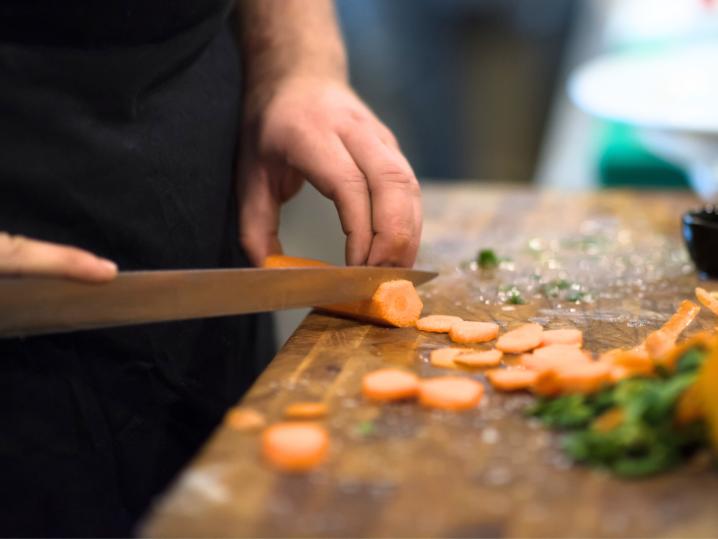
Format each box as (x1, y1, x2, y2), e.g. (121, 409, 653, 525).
(0, 0, 421, 536)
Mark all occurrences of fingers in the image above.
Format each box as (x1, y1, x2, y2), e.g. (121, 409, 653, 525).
(340, 129, 421, 267)
(238, 162, 285, 267)
(0, 233, 118, 281)
(287, 133, 374, 266)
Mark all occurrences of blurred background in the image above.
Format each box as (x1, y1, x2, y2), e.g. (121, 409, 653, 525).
(275, 0, 718, 347)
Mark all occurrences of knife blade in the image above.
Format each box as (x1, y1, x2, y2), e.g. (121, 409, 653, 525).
(0, 266, 437, 338)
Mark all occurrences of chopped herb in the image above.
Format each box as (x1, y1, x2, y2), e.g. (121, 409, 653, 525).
(477, 249, 499, 269)
(528, 344, 709, 477)
(355, 420, 376, 436)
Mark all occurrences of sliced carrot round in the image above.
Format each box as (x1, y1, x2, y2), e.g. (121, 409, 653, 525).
(417, 315, 464, 333)
(555, 361, 611, 395)
(419, 377, 484, 411)
(696, 287, 718, 316)
(485, 368, 538, 392)
(522, 345, 591, 372)
(284, 402, 328, 420)
(261, 422, 330, 473)
(496, 323, 544, 354)
(430, 347, 465, 368)
(539, 329, 583, 348)
(532, 370, 562, 397)
(362, 368, 420, 401)
(449, 321, 499, 344)
(224, 407, 266, 431)
(454, 349, 503, 367)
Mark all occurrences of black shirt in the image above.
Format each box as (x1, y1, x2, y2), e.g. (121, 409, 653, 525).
(0, 1, 274, 536)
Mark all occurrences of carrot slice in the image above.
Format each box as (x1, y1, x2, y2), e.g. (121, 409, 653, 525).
(362, 368, 420, 401)
(486, 368, 538, 391)
(449, 321, 500, 343)
(611, 348, 655, 376)
(262, 255, 423, 327)
(521, 345, 591, 372)
(532, 370, 562, 397)
(539, 329, 583, 348)
(674, 384, 703, 427)
(284, 402, 328, 420)
(224, 407, 266, 432)
(496, 323, 543, 353)
(645, 300, 701, 361)
(454, 349, 503, 367)
(417, 315, 464, 333)
(599, 349, 623, 364)
(261, 422, 330, 473)
(610, 365, 631, 383)
(696, 287, 718, 316)
(418, 377, 484, 411)
(592, 408, 625, 432)
(430, 347, 465, 368)
(554, 361, 611, 395)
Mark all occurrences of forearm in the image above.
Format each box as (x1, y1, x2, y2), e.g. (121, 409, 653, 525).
(235, 0, 348, 96)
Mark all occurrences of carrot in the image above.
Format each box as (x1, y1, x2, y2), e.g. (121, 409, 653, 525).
(418, 377, 484, 411)
(449, 321, 500, 344)
(496, 323, 543, 353)
(284, 402, 328, 420)
(485, 368, 538, 392)
(532, 370, 562, 397)
(645, 300, 700, 361)
(610, 366, 631, 383)
(696, 287, 718, 316)
(539, 329, 583, 348)
(592, 408, 625, 432)
(261, 422, 330, 473)
(599, 349, 623, 364)
(554, 361, 611, 395)
(224, 407, 266, 432)
(263, 255, 332, 268)
(662, 332, 714, 372)
(674, 384, 703, 427)
(611, 348, 654, 375)
(430, 347, 465, 368)
(453, 349, 503, 367)
(362, 368, 420, 401)
(262, 255, 423, 327)
(417, 315, 464, 333)
(520, 345, 591, 372)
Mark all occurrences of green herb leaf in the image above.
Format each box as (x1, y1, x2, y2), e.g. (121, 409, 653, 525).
(477, 249, 499, 269)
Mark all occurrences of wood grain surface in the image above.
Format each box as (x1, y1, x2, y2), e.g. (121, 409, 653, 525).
(142, 185, 718, 538)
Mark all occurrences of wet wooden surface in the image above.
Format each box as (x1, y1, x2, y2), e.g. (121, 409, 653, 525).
(142, 185, 718, 538)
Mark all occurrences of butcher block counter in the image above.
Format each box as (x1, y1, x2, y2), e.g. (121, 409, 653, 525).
(142, 184, 718, 538)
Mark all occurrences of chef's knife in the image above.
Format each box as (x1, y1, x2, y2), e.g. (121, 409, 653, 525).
(0, 266, 437, 338)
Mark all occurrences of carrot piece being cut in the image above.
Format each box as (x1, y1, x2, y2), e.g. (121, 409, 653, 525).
(496, 323, 544, 354)
(261, 422, 330, 473)
(417, 315, 464, 333)
(645, 300, 700, 361)
(418, 377, 484, 411)
(539, 329, 583, 348)
(362, 368, 420, 401)
(696, 287, 718, 316)
(454, 349, 503, 367)
(284, 402, 328, 420)
(224, 407, 266, 432)
(485, 368, 538, 392)
(430, 347, 465, 368)
(262, 255, 423, 327)
(449, 321, 500, 343)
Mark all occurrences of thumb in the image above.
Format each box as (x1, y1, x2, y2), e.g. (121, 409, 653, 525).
(238, 164, 284, 268)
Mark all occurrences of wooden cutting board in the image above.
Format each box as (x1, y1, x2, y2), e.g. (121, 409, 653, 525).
(142, 186, 718, 538)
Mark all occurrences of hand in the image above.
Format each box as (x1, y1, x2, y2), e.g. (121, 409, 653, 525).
(237, 77, 422, 268)
(0, 232, 118, 281)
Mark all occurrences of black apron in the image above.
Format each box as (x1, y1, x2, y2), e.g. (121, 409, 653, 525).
(0, 1, 275, 536)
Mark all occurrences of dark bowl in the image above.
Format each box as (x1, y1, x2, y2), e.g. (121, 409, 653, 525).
(683, 205, 718, 279)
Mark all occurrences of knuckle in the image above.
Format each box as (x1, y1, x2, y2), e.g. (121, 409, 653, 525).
(375, 162, 414, 188)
